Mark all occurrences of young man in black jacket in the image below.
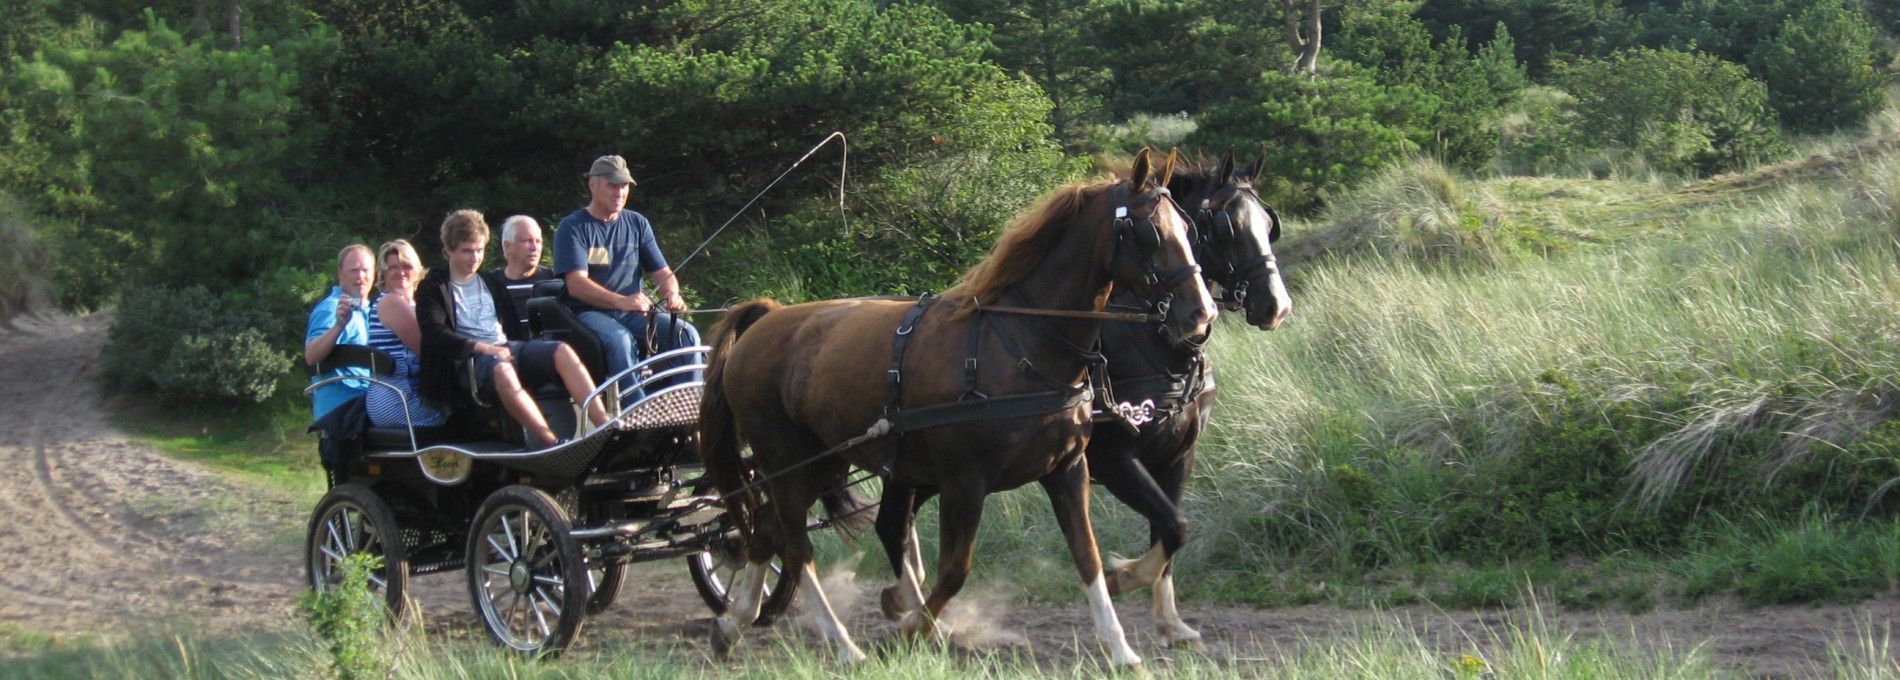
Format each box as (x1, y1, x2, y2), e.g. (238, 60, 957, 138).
(416, 209, 611, 448)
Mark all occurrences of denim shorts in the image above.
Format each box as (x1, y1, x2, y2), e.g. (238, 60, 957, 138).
(463, 340, 562, 402)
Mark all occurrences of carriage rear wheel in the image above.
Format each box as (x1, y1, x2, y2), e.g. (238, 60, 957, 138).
(305, 484, 410, 620)
(585, 561, 628, 614)
(688, 541, 796, 625)
(466, 485, 589, 656)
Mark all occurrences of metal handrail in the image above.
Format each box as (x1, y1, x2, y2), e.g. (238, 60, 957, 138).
(304, 374, 423, 451)
(577, 345, 711, 421)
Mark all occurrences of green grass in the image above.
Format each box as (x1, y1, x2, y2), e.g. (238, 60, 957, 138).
(0, 604, 1826, 680)
(107, 369, 324, 497)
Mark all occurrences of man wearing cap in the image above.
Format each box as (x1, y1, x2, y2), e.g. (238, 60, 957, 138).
(554, 154, 700, 395)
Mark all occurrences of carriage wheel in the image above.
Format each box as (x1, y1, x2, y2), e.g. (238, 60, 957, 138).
(305, 484, 410, 620)
(688, 541, 796, 624)
(584, 561, 628, 614)
(466, 485, 589, 656)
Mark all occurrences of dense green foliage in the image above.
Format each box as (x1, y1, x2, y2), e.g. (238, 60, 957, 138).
(1551, 48, 1788, 175)
(1, 0, 1898, 612)
(1761, 0, 1887, 132)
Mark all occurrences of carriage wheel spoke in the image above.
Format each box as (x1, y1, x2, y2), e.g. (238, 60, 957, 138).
(482, 564, 512, 578)
(325, 518, 349, 559)
(367, 572, 388, 591)
(341, 511, 360, 552)
(529, 588, 554, 638)
(486, 534, 515, 562)
(501, 513, 522, 560)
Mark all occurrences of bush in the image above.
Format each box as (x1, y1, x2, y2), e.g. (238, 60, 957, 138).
(102, 285, 290, 403)
(1762, 0, 1886, 133)
(1190, 62, 1434, 211)
(0, 192, 48, 320)
(1551, 47, 1789, 176)
(299, 553, 389, 680)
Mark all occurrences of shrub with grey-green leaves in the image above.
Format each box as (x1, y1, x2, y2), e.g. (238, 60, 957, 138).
(103, 285, 290, 403)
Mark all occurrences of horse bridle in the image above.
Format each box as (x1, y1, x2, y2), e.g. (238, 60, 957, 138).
(1191, 181, 1280, 311)
(1110, 183, 1202, 322)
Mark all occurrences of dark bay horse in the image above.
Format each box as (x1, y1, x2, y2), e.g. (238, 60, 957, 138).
(698, 149, 1214, 666)
(872, 150, 1292, 648)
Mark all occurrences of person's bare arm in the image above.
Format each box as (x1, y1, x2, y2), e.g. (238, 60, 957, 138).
(379, 296, 422, 354)
(303, 296, 357, 366)
(648, 267, 686, 312)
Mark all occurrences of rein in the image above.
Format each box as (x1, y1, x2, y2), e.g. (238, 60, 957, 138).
(973, 303, 1163, 324)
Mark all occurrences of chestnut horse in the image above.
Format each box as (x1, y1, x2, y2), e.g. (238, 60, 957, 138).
(872, 150, 1293, 648)
(698, 149, 1214, 666)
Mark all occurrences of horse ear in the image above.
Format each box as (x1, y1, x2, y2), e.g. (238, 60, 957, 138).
(1131, 147, 1153, 187)
(1159, 148, 1179, 186)
(1247, 146, 1266, 182)
(1219, 148, 1236, 183)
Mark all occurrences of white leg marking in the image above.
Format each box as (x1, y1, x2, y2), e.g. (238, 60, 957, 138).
(801, 563, 868, 664)
(1084, 571, 1142, 667)
(1120, 544, 1168, 589)
(714, 561, 770, 646)
(1153, 572, 1201, 646)
(896, 539, 927, 618)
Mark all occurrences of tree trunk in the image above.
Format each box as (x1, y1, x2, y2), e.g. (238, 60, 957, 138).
(1276, 0, 1324, 77)
(192, 0, 212, 38)
(227, 2, 244, 47)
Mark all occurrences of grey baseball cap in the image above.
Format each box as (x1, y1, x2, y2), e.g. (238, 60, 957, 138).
(586, 154, 636, 185)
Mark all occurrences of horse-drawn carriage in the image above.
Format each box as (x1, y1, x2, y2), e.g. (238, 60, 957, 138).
(299, 148, 1291, 667)
(302, 287, 793, 656)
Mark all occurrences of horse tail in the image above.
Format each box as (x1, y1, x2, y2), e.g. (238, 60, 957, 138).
(820, 487, 878, 537)
(698, 298, 782, 545)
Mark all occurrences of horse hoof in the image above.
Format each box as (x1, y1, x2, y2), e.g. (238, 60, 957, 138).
(1167, 636, 1207, 653)
(1162, 625, 1203, 650)
(879, 585, 909, 622)
(710, 618, 737, 659)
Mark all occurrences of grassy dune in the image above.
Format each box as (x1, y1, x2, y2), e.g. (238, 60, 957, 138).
(874, 109, 1900, 610)
(1174, 109, 1900, 605)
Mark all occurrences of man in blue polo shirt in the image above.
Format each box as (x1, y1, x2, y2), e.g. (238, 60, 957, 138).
(304, 244, 376, 418)
(553, 154, 700, 396)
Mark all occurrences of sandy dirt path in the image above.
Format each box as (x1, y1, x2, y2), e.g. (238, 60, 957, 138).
(0, 312, 1892, 678)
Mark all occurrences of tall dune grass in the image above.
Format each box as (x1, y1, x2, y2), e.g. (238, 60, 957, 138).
(1169, 140, 1900, 581)
(849, 136, 1900, 606)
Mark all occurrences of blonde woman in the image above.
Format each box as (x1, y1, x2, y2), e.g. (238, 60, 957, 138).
(365, 239, 448, 430)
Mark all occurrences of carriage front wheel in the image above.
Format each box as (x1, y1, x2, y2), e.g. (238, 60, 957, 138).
(305, 483, 410, 619)
(466, 485, 589, 656)
(688, 540, 796, 625)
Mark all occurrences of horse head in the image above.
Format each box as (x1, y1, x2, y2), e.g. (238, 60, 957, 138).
(1176, 148, 1292, 330)
(1110, 148, 1217, 346)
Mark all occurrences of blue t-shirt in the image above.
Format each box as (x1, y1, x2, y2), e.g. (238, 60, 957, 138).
(553, 208, 669, 307)
(306, 286, 372, 419)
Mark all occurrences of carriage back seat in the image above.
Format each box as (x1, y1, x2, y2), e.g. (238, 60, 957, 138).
(304, 344, 455, 451)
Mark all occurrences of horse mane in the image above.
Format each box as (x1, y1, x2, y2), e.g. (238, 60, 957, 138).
(944, 177, 1118, 317)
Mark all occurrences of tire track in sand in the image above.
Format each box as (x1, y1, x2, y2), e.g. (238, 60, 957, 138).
(0, 313, 302, 635)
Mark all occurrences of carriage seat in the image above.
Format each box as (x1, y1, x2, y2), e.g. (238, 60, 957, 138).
(304, 344, 455, 452)
(524, 279, 612, 384)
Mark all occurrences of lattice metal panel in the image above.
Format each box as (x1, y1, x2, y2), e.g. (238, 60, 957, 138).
(616, 384, 703, 430)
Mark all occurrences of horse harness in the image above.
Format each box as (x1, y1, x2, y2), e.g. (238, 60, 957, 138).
(1194, 181, 1280, 311)
(735, 184, 1197, 487)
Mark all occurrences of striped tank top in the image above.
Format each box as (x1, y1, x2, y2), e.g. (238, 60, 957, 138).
(364, 296, 448, 429)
